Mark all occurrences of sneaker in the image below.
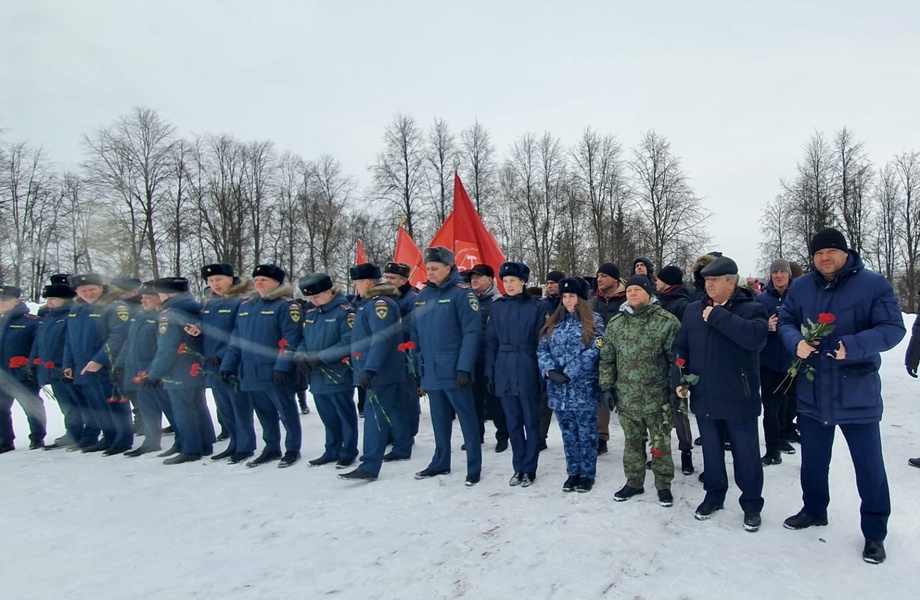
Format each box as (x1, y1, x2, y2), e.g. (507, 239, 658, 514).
(694, 501, 724, 520)
(495, 439, 509, 453)
(761, 451, 783, 466)
(681, 451, 694, 475)
(779, 440, 797, 455)
(657, 489, 674, 507)
(598, 440, 608, 455)
(908, 457, 920, 469)
(562, 475, 580, 492)
(613, 484, 645, 502)
(862, 540, 886, 564)
(521, 473, 535, 488)
(228, 452, 254, 465)
(509, 472, 524, 487)
(575, 478, 594, 493)
(415, 468, 450, 479)
(246, 451, 282, 468)
(338, 468, 377, 481)
(335, 459, 355, 470)
(743, 512, 762, 532)
(278, 452, 301, 468)
(783, 510, 828, 530)
(308, 455, 336, 466)
(465, 473, 480, 486)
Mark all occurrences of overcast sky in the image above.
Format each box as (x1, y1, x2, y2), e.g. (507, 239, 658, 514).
(2, 0, 919, 276)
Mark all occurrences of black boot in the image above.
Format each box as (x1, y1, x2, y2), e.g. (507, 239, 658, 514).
(681, 451, 694, 475)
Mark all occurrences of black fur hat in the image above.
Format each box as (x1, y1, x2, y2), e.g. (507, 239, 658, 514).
(349, 263, 382, 281)
(499, 261, 530, 283)
(423, 246, 455, 266)
(42, 284, 76, 299)
(49, 273, 72, 286)
(69, 273, 105, 289)
(201, 263, 235, 279)
(153, 277, 190, 294)
(384, 262, 411, 278)
(111, 276, 142, 291)
(252, 264, 286, 283)
(558, 277, 590, 300)
(138, 280, 160, 296)
(299, 273, 334, 295)
(0, 285, 22, 299)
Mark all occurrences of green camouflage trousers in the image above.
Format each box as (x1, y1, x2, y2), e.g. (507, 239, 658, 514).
(618, 410, 674, 490)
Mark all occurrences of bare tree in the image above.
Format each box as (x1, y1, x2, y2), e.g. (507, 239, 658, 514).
(832, 128, 874, 255)
(871, 162, 901, 282)
(460, 119, 498, 218)
(783, 132, 837, 262)
(303, 154, 354, 273)
(896, 151, 920, 310)
(242, 140, 277, 268)
(424, 117, 458, 228)
(757, 193, 796, 273)
(371, 114, 426, 238)
(570, 128, 626, 266)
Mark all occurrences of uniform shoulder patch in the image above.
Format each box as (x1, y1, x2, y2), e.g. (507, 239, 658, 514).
(468, 293, 479, 312)
(347, 312, 356, 329)
(374, 299, 389, 320)
(158, 316, 168, 335)
(116, 306, 130, 322)
(595, 337, 604, 348)
(290, 303, 301, 323)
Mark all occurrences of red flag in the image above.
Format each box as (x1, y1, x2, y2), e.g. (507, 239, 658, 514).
(448, 173, 506, 288)
(393, 226, 427, 289)
(356, 240, 368, 264)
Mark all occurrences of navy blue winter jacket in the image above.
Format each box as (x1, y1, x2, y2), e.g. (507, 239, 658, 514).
(62, 293, 130, 385)
(298, 293, 354, 393)
(1, 302, 39, 390)
(114, 307, 161, 392)
(30, 303, 72, 385)
(755, 281, 797, 373)
(351, 285, 405, 387)
(485, 292, 548, 399)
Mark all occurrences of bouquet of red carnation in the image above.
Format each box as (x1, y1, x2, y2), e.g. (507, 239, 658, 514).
(398, 341, 418, 378)
(775, 312, 836, 393)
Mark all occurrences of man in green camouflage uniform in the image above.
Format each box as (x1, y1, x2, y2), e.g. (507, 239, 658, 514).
(599, 275, 681, 507)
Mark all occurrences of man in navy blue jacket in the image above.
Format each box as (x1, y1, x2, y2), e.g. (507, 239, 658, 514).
(412, 247, 483, 486)
(779, 228, 905, 564)
(384, 261, 421, 443)
(0, 285, 45, 452)
(673, 256, 768, 532)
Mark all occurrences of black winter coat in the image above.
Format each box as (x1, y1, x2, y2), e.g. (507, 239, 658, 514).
(657, 285, 691, 322)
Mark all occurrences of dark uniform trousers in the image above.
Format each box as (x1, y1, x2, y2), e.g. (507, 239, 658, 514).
(212, 380, 255, 455)
(0, 384, 46, 446)
(314, 389, 359, 463)
(250, 385, 301, 455)
(697, 415, 764, 513)
(473, 367, 508, 444)
(500, 393, 541, 474)
(168, 386, 215, 456)
(760, 367, 795, 452)
(49, 382, 82, 444)
(799, 415, 890, 542)
(75, 376, 132, 450)
(360, 382, 410, 476)
(427, 387, 482, 476)
(134, 387, 167, 448)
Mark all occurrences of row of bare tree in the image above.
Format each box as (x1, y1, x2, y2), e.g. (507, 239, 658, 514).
(1, 108, 710, 301)
(759, 128, 920, 310)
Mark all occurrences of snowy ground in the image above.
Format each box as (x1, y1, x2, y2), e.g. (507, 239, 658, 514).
(6, 318, 920, 599)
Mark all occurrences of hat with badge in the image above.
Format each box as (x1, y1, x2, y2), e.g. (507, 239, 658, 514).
(499, 262, 530, 283)
(384, 262, 411, 278)
(252, 264, 285, 283)
(558, 277, 591, 300)
(299, 273, 334, 296)
(349, 263, 382, 281)
(69, 273, 105, 289)
(423, 246, 455, 266)
(111, 276, 142, 291)
(153, 277, 190, 294)
(139, 280, 160, 296)
(42, 282, 76, 299)
(50, 273, 72, 286)
(0, 285, 22, 300)
(201, 263, 235, 279)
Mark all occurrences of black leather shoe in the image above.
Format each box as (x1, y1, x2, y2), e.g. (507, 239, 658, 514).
(338, 468, 377, 481)
(201, 445, 213, 457)
(216, 431, 229, 442)
(0, 444, 14, 454)
(521, 473, 535, 488)
(210, 448, 235, 461)
(783, 510, 828, 530)
(762, 451, 783, 466)
(575, 478, 594, 493)
(246, 451, 282, 468)
(228, 452, 254, 465)
(778, 440, 796, 455)
(382, 451, 410, 462)
(102, 447, 127, 456)
(308, 455, 336, 466)
(562, 475, 580, 492)
(613, 485, 645, 502)
(29, 440, 45, 450)
(278, 452, 301, 468)
(415, 468, 450, 479)
(43, 441, 73, 451)
(157, 446, 179, 458)
(910, 457, 920, 468)
(509, 472, 524, 486)
(81, 443, 108, 453)
(694, 501, 724, 520)
(125, 446, 160, 457)
(335, 459, 355, 470)
(161, 426, 175, 435)
(863, 540, 886, 564)
(163, 453, 201, 465)
(598, 440, 608, 455)
(495, 439, 509, 453)
(743, 512, 762, 532)
(539, 440, 548, 451)
(465, 473, 481, 486)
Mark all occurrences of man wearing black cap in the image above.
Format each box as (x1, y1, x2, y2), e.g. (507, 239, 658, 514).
(412, 247, 483, 485)
(543, 270, 565, 312)
(778, 228, 905, 564)
(673, 255, 768, 532)
(294, 273, 359, 469)
(220, 264, 303, 468)
(592, 262, 626, 455)
(32, 277, 80, 449)
(0, 285, 46, 452)
(631, 258, 655, 281)
(62, 273, 131, 453)
(193, 263, 255, 463)
(468, 263, 508, 453)
(384, 262, 421, 441)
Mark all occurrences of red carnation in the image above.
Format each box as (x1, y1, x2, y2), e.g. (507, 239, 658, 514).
(33, 357, 43, 365)
(177, 343, 188, 356)
(353, 352, 362, 360)
(817, 312, 836, 325)
(341, 357, 351, 365)
(190, 363, 201, 377)
(279, 339, 288, 349)
(650, 447, 663, 459)
(675, 358, 686, 368)
(404, 341, 416, 351)
(397, 342, 408, 352)
(106, 397, 120, 404)
(44, 361, 55, 369)
(132, 370, 149, 385)
(8, 356, 29, 369)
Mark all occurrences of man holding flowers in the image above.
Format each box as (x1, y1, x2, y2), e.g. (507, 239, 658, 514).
(778, 228, 905, 565)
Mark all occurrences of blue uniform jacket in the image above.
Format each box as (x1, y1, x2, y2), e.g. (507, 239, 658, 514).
(778, 252, 905, 425)
(395, 283, 417, 343)
(1, 302, 39, 390)
(475, 284, 503, 366)
(30, 304, 72, 385)
(298, 293, 354, 393)
(673, 287, 769, 420)
(755, 281, 796, 372)
(114, 308, 162, 392)
(200, 280, 249, 386)
(147, 293, 206, 389)
(62, 292, 130, 385)
(351, 285, 405, 387)
(221, 285, 302, 392)
(537, 311, 605, 411)
(485, 292, 548, 398)
(411, 270, 481, 391)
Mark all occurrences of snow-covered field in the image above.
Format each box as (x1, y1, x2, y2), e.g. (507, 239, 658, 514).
(7, 317, 920, 599)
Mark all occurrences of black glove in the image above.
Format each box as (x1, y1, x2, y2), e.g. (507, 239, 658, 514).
(486, 378, 495, 395)
(358, 370, 376, 389)
(142, 377, 162, 390)
(602, 389, 617, 410)
(307, 355, 323, 370)
(908, 365, 918, 378)
(456, 371, 471, 388)
(272, 370, 291, 385)
(546, 369, 570, 384)
(220, 371, 235, 384)
(294, 352, 311, 375)
(204, 355, 222, 369)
